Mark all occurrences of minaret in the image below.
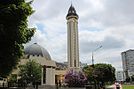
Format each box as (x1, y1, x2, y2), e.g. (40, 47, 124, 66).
(66, 5, 80, 70)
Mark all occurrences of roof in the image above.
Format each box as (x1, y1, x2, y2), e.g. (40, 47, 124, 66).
(56, 62, 67, 70)
(24, 43, 51, 60)
(66, 4, 78, 19)
(122, 49, 134, 54)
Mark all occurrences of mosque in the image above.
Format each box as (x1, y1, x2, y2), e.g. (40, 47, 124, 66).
(11, 4, 81, 85)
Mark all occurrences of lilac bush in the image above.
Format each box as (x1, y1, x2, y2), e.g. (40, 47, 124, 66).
(64, 69, 87, 87)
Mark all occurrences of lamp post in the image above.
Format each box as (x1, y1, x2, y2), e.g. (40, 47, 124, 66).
(92, 45, 102, 66)
(91, 46, 102, 89)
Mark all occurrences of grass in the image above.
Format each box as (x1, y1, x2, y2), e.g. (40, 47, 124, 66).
(122, 85, 134, 89)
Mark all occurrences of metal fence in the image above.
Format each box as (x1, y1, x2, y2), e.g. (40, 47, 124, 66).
(0, 82, 26, 88)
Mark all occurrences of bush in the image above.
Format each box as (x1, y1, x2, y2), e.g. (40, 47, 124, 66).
(64, 69, 87, 87)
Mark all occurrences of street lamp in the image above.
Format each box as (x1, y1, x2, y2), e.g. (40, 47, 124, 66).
(91, 46, 102, 89)
(92, 45, 102, 66)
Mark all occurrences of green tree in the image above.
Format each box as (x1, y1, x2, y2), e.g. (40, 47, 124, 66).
(131, 75, 134, 82)
(83, 63, 115, 88)
(0, 0, 35, 77)
(126, 77, 130, 82)
(19, 60, 41, 84)
(93, 64, 116, 86)
(83, 65, 94, 83)
(8, 74, 17, 82)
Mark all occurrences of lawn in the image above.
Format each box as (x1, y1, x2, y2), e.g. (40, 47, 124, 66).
(122, 85, 134, 89)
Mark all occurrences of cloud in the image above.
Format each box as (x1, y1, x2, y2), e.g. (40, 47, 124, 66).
(97, 0, 134, 27)
(27, 0, 134, 70)
(102, 36, 125, 49)
(80, 36, 125, 53)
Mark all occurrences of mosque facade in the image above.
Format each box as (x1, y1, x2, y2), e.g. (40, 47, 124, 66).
(11, 4, 80, 86)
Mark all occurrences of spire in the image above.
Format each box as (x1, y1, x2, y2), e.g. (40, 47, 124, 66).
(66, 4, 79, 19)
(71, 0, 72, 6)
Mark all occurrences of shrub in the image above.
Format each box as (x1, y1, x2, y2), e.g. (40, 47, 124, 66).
(64, 69, 87, 87)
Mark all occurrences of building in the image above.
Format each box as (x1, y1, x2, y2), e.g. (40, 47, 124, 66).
(121, 49, 134, 79)
(66, 4, 80, 70)
(10, 4, 81, 86)
(64, 62, 87, 68)
(12, 43, 57, 85)
(115, 71, 125, 81)
(11, 43, 67, 85)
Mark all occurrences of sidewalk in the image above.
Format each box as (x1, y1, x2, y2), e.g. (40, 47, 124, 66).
(106, 84, 122, 89)
(106, 84, 114, 89)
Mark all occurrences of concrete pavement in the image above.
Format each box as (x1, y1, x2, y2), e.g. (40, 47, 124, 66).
(107, 84, 122, 89)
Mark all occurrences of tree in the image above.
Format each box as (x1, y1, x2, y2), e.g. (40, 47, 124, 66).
(83, 65, 94, 83)
(131, 75, 134, 82)
(126, 77, 130, 82)
(93, 64, 116, 86)
(83, 63, 115, 88)
(0, 0, 35, 77)
(8, 74, 17, 83)
(19, 60, 41, 84)
(64, 69, 87, 87)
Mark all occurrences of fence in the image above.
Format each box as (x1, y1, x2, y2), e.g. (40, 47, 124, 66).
(0, 82, 26, 88)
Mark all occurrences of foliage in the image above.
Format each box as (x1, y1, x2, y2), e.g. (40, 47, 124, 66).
(64, 69, 87, 87)
(8, 74, 17, 82)
(131, 75, 134, 82)
(93, 63, 116, 83)
(83, 63, 116, 86)
(19, 60, 41, 84)
(126, 77, 131, 82)
(0, 0, 35, 77)
(83, 65, 94, 83)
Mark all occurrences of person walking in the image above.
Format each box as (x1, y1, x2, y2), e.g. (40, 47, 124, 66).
(114, 82, 122, 89)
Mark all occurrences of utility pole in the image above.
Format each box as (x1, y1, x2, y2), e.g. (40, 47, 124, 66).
(92, 45, 102, 66)
(91, 45, 102, 89)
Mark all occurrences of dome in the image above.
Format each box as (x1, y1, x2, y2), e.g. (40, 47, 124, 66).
(66, 4, 78, 19)
(24, 43, 51, 60)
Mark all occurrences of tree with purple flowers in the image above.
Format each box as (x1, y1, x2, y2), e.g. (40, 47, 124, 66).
(64, 69, 87, 87)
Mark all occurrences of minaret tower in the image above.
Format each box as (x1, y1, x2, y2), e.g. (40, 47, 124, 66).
(66, 4, 80, 70)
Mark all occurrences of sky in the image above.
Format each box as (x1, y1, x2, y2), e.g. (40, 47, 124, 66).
(27, 0, 134, 71)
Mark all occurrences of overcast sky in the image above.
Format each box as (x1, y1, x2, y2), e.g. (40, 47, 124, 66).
(27, 0, 134, 71)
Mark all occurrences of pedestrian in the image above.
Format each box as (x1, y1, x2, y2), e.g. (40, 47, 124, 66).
(35, 82, 38, 89)
(115, 82, 120, 89)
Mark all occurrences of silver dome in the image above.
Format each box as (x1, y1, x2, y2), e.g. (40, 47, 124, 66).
(24, 43, 51, 60)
